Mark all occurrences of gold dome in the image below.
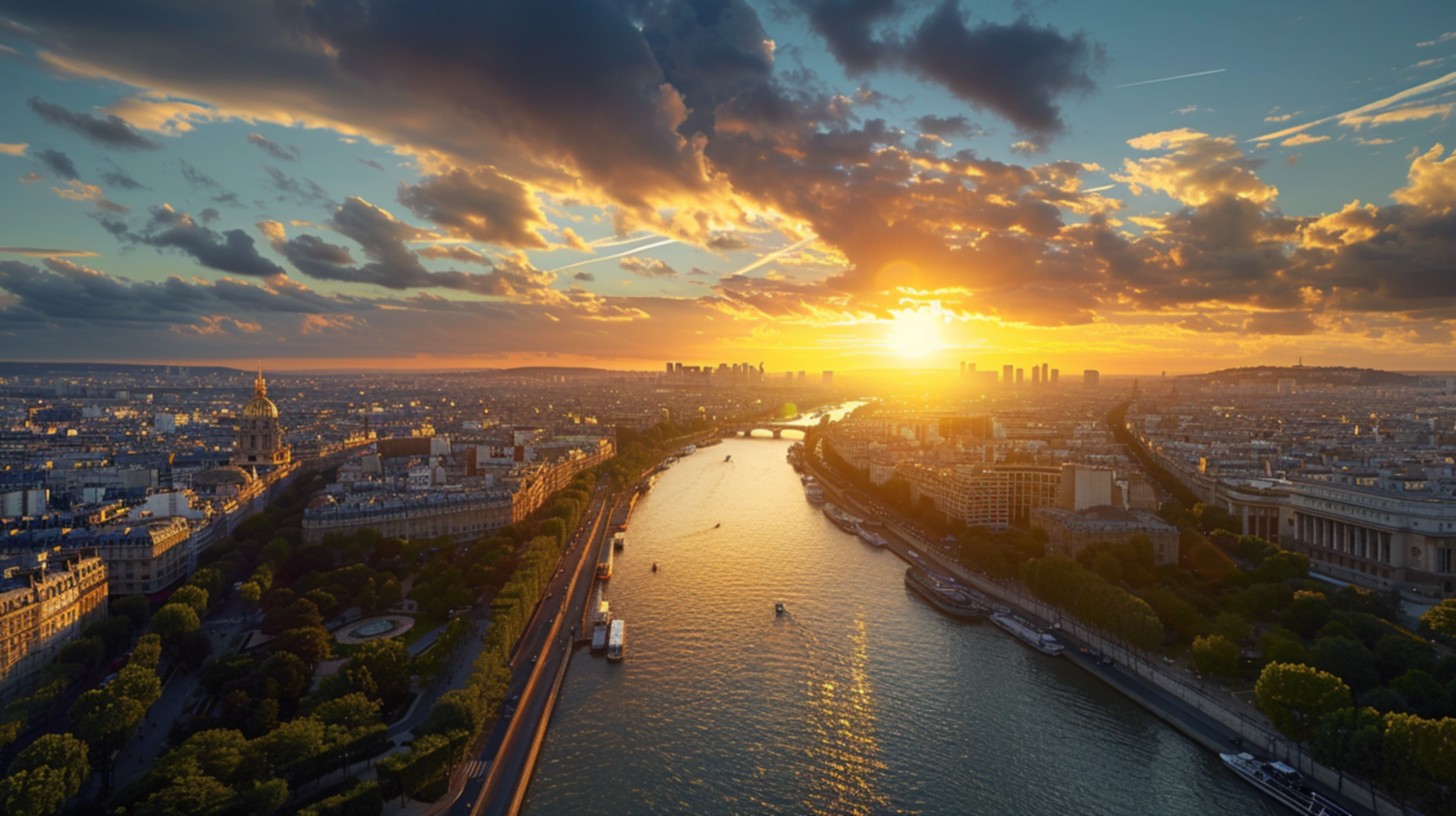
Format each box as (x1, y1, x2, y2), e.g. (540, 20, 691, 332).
(242, 370, 279, 418)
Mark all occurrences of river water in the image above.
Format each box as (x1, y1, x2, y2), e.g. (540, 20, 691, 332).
(524, 434, 1271, 815)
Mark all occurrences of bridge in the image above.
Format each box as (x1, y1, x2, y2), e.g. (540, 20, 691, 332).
(717, 422, 813, 439)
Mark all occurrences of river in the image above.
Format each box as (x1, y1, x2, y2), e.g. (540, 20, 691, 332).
(524, 432, 1272, 815)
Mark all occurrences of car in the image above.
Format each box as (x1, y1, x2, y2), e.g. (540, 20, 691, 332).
(530, 654, 538, 665)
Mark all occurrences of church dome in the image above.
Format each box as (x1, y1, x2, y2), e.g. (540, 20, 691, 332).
(242, 394, 279, 419)
(241, 370, 279, 418)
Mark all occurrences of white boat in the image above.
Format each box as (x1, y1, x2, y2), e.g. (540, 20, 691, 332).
(613, 531, 626, 551)
(1219, 752, 1352, 816)
(680, 444, 697, 456)
(591, 596, 611, 652)
(607, 619, 626, 662)
(990, 612, 1064, 656)
(823, 503, 865, 534)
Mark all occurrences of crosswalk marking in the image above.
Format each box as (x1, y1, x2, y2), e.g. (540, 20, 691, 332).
(463, 759, 488, 779)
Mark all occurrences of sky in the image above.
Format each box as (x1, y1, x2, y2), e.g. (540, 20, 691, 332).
(1, 0, 1455, 374)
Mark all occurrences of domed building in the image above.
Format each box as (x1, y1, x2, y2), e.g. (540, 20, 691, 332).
(231, 369, 291, 470)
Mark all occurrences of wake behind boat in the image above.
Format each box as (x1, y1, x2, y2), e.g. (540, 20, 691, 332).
(1219, 752, 1351, 816)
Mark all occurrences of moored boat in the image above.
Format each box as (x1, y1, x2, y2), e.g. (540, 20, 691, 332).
(607, 619, 626, 662)
(822, 502, 864, 534)
(856, 526, 888, 548)
(1219, 752, 1352, 816)
(805, 483, 825, 505)
(990, 611, 1064, 656)
(904, 567, 985, 620)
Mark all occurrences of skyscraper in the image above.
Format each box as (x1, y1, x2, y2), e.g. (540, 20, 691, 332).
(1003, 364, 1014, 386)
(1084, 369, 1100, 387)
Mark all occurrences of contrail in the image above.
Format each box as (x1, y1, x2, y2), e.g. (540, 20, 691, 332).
(549, 238, 678, 272)
(1114, 68, 1226, 89)
(728, 235, 817, 278)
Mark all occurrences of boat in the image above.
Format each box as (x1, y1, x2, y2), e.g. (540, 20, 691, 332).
(724, 454, 732, 462)
(856, 527, 888, 548)
(651, 562, 658, 573)
(591, 597, 612, 652)
(804, 483, 826, 505)
(823, 503, 865, 534)
(775, 602, 787, 617)
(1219, 752, 1352, 816)
(607, 619, 626, 662)
(596, 541, 614, 580)
(904, 567, 985, 620)
(680, 444, 697, 456)
(990, 611, 1064, 656)
(613, 531, 626, 551)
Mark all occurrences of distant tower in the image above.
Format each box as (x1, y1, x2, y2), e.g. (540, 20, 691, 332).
(1002, 364, 1014, 386)
(232, 367, 291, 469)
(1084, 369, 1100, 388)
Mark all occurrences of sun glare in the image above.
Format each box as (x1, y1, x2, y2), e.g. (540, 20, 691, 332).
(885, 306, 947, 359)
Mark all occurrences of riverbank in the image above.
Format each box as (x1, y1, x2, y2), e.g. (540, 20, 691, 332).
(806, 457, 1397, 816)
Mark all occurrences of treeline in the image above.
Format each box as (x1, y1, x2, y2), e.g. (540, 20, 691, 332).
(1020, 554, 1164, 648)
(378, 469, 595, 802)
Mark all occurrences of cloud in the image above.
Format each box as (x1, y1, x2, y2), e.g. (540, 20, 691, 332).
(273, 196, 561, 298)
(1116, 130, 1277, 207)
(357, 157, 385, 171)
(34, 148, 79, 179)
(397, 167, 548, 248)
(100, 161, 144, 190)
(1280, 133, 1330, 147)
(573, 271, 595, 282)
(904, 3, 1101, 138)
(1244, 311, 1318, 335)
(1416, 32, 1456, 47)
(179, 160, 220, 189)
(1253, 71, 1456, 142)
(174, 314, 262, 336)
(1391, 144, 1456, 213)
(248, 132, 300, 161)
(1340, 102, 1453, 129)
(263, 164, 330, 205)
(104, 93, 217, 134)
(0, 246, 99, 257)
(417, 244, 492, 266)
(136, 205, 287, 278)
(27, 96, 162, 149)
(0, 142, 26, 156)
(51, 179, 128, 213)
(18, 172, 43, 184)
(799, 0, 901, 73)
(619, 256, 678, 277)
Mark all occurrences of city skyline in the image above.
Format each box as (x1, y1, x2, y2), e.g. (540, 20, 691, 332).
(2, 1, 1456, 373)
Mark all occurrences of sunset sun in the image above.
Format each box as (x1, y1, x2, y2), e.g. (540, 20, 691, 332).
(885, 306, 947, 359)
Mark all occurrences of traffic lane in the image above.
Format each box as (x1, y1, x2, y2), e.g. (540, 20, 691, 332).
(466, 497, 608, 813)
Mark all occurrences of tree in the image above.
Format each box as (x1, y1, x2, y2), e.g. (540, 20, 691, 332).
(1313, 706, 1384, 781)
(133, 774, 236, 816)
(312, 692, 381, 733)
(1256, 550, 1310, 584)
(1192, 634, 1241, 677)
(151, 602, 201, 644)
(346, 639, 412, 706)
(1389, 669, 1452, 719)
(1310, 635, 1379, 693)
(1212, 611, 1251, 644)
(248, 716, 326, 778)
(112, 593, 152, 630)
(70, 687, 146, 787)
(273, 626, 334, 670)
(0, 733, 89, 816)
(1255, 662, 1353, 743)
(1421, 598, 1456, 638)
(1280, 590, 1331, 639)
(169, 585, 210, 616)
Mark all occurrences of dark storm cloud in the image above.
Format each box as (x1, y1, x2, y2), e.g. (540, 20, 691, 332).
(137, 205, 288, 278)
(905, 3, 1101, 138)
(27, 97, 162, 150)
(35, 148, 79, 179)
(397, 167, 547, 248)
(799, 0, 900, 73)
(248, 132, 300, 161)
(292, 0, 713, 205)
(914, 115, 970, 137)
(792, 0, 1100, 138)
(275, 196, 558, 297)
(637, 0, 776, 137)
